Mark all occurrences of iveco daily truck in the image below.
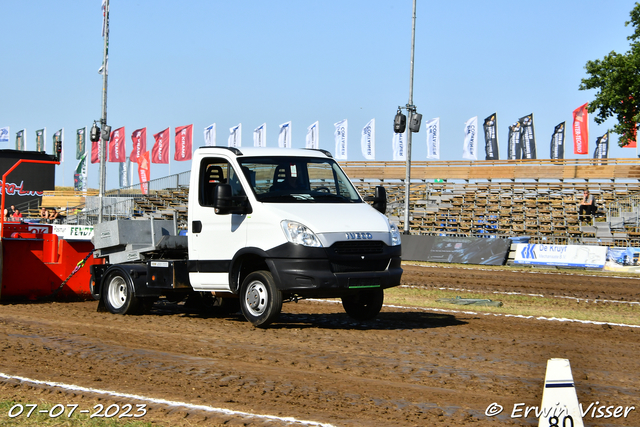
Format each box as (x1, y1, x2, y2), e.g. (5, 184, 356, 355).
(90, 147, 402, 327)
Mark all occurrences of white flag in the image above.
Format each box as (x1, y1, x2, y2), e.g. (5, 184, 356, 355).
(361, 119, 375, 160)
(425, 117, 440, 159)
(334, 119, 348, 160)
(0, 127, 9, 144)
(101, 0, 107, 36)
(253, 123, 267, 147)
(463, 116, 478, 160)
(306, 121, 319, 149)
(278, 121, 292, 148)
(204, 123, 216, 146)
(392, 130, 406, 161)
(228, 124, 242, 147)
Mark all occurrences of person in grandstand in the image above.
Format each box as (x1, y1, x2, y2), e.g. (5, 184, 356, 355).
(579, 189, 596, 222)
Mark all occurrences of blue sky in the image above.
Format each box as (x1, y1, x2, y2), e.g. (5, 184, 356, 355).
(1, 1, 638, 189)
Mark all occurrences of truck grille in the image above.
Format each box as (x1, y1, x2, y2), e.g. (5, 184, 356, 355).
(331, 241, 384, 255)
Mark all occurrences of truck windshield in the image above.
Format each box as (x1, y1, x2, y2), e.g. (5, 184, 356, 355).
(238, 156, 362, 203)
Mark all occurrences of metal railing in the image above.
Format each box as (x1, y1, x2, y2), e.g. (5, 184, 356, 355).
(106, 171, 191, 197)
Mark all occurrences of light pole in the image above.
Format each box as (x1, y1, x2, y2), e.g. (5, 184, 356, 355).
(98, 0, 110, 223)
(395, 0, 421, 235)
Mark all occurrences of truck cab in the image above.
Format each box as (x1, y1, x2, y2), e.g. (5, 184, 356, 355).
(92, 147, 402, 327)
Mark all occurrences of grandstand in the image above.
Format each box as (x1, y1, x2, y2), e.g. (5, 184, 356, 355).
(27, 157, 640, 247)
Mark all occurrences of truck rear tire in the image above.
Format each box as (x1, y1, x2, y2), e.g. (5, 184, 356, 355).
(103, 269, 140, 315)
(240, 270, 282, 327)
(341, 288, 384, 321)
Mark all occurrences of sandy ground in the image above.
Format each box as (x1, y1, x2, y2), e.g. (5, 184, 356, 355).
(0, 264, 638, 426)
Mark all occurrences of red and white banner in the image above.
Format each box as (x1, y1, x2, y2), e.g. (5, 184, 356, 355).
(152, 128, 170, 164)
(136, 151, 150, 195)
(91, 139, 100, 164)
(108, 127, 126, 162)
(572, 103, 589, 155)
(130, 128, 147, 163)
(174, 124, 193, 161)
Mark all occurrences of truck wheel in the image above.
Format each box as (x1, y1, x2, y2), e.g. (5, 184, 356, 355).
(103, 270, 140, 315)
(341, 288, 384, 321)
(240, 271, 282, 327)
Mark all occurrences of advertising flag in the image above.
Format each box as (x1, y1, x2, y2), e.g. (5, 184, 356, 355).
(228, 124, 241, 147)
(204, 123, 216, 146)
(75, 127, 85, 159)
(137, 151, 150, 195)
(462, 117, 478, 160)
(361, 119, 375, 160)
(74, 152, 88, 191)
(425, 117, 440, 159)
(36, 128, 47, 153)
(278, 121, 292, 148)
(624, 128, 637, 148)
(573, 102, 589, 155)
(16, 129, 25, 151)
(392, 130, 406, 161)
(53, 129, 63, 160)
(130, 128, 146, 163)
(108, 126, 125, 162)
(306, 121, 319, 149)
(550, 122, 565, 160)
(483, 114, 499, 160)
(119, 157, 130, 188)
(334, 119, 348, 160)
(0, 127, 9, 144)
(253, 123, 267, 147)
(91, 138, 100, 163)
(174, 124, 193, 161)
(518, 114, 536, 159)
(507, 122, 522, 160)
(152, 128, 170, 163)
(594, 131, 610, 160)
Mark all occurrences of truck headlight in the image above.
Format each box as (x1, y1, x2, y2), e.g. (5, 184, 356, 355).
(390, 222, 401, 246)
(281, 220, 323, 247)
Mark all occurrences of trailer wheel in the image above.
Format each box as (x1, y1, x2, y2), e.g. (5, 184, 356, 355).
(103, 270, 140, 315)
(240, 271, 282, 327)
(341, 288, 384, 321)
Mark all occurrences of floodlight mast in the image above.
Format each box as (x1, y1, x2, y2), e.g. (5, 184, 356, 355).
(403, 0, 417, 235)
(98, 0, 109, 223)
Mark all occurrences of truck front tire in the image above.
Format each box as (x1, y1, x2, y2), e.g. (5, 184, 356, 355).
(341, 288, 384, 321)
(240, 271, 282, 327)
(103, 269, 140, 315)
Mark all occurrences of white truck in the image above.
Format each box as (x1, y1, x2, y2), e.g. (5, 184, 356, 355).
(90, 147, 402, 327)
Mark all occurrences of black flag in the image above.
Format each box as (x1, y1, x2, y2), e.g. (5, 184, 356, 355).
(508, 122, 522, 160)
(518, 114, 536, 159)
(550, 122, 565, 160)
(483, 114, 499, 160)
(594, 131, 609, 161)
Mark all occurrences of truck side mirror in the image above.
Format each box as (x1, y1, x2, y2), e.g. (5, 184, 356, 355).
(213, 184, 251, 215)
(365, 186, 387, 215)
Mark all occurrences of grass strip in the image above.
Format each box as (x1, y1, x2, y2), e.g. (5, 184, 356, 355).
(385, 286, 640, 326)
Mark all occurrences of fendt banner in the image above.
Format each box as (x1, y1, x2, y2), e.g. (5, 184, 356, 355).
(514, 243, 607, 269)
(0, 150, 56, 209)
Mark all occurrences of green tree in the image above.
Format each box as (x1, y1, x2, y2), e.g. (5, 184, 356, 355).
(579, 2, 640, 147)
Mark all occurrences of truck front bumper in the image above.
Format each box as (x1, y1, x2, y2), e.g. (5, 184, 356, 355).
(265, 242, 402, 298)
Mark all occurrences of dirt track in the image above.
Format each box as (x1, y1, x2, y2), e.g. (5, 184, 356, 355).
(0, 264, 638, 426)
